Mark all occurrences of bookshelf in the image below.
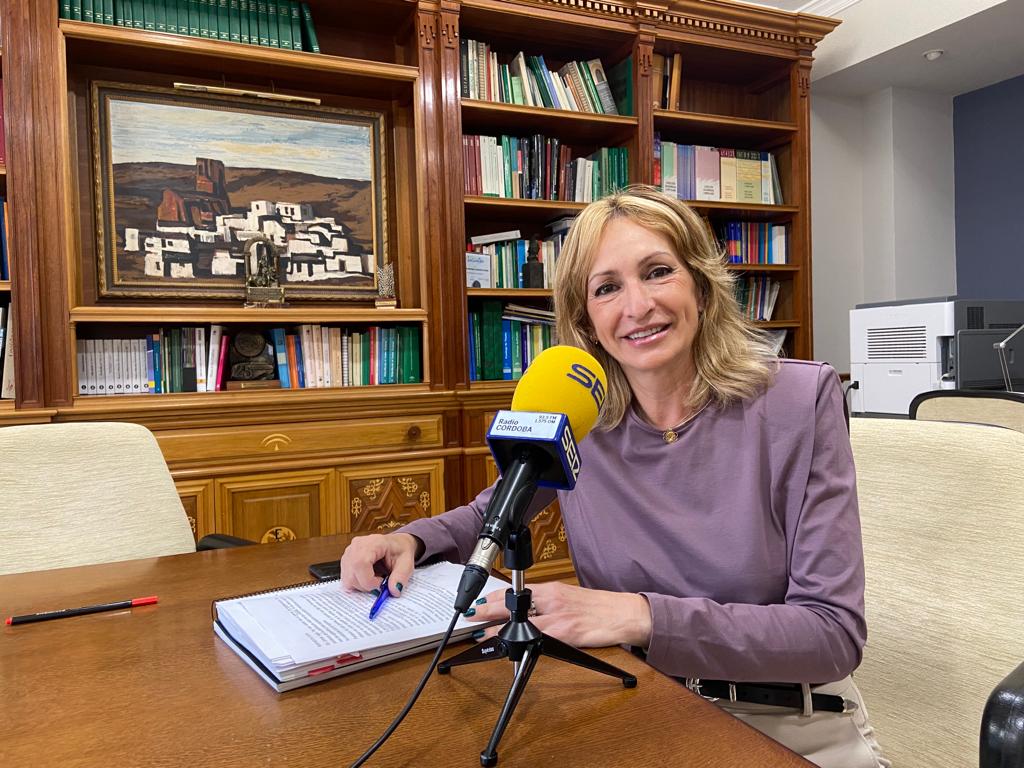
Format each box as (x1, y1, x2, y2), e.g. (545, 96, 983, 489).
(1, 0, 837, 578)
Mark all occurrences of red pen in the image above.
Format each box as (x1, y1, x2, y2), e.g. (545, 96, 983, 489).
(5, 596, 159, 626)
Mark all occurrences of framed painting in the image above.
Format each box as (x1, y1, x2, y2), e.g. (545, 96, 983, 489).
(91, 81, 388, 300)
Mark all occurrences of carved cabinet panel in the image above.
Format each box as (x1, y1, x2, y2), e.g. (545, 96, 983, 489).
(214, 469, 338, 544)
(175, 479, 214, 542)
(485, 457, 574, 581)
(341, 458, 444, 534)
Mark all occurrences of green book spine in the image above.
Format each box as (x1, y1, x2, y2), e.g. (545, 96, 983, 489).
(299, 2, 317, 53)
(114, 0, 124, 25)
(123, 0, 133, 27)
(60, 0, 72, 19)
(229, 0, 240, 42)
(143, 0, 156, 30)
(154, 0, 165, 33)
(577, 60, 604, 116)
(510, 320, 522, 379)
(177, 0, 189, 33)
(104, 0, 114, 25)
(83, 0, 95, 23)
(131, 0, 143, 28)
(276, 1, 290, 51)
(289, 0, 300, 50)
(360, 333, 370, 385)
(256, 1, 269, 46)
(471, 314, 482, 381)
(199, 0, 210, 37)
(266, 0, 278, 47)
(71, 0, 82, 21)
(238, 0, 249, 42)
(212, 0, 222, 38)
(247, 0, 259, 44)
(188, 0, 199, 36)
(217, 0, 230, 41)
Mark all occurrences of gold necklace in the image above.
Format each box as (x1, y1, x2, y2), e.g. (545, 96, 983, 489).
(660, 401, 709, 444)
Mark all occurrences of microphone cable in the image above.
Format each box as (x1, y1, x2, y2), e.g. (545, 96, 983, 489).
(347, 609, 462, 767)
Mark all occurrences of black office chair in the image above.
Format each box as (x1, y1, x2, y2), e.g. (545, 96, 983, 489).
(981, 661, 1024, 767)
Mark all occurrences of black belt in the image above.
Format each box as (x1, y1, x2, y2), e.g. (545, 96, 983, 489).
(685, 678, 854, 714)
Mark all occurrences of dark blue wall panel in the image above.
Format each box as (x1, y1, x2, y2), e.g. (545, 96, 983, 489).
(954, 73, 1024, 299)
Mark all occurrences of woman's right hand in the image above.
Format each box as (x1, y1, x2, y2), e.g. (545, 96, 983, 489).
(339, 532, 421, 597)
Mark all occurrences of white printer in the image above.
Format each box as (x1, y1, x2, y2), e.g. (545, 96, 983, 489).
(849, 297, 1024, 415)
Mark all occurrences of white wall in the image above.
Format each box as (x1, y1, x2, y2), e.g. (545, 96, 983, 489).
(810, 92, 865, 372)
(811, 87, 956, 369)
(860, 89, 896, 302)
(891, 88, 957, 300)
(812, 0, 1007, 82)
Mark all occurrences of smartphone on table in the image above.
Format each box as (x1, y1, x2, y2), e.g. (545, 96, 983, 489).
(308, 560, 341, 581)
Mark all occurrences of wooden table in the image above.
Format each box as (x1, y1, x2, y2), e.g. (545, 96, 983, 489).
(0, 535, 810, 767)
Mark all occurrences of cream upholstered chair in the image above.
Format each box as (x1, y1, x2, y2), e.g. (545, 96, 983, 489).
(0, 421, 197, 575)
(910, 390, 1024, 434)
(850, 418, 1024, 767)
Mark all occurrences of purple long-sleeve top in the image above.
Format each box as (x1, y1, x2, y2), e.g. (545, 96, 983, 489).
(400, 360, 866, 684)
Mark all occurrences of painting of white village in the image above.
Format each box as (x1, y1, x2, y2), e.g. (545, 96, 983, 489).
(95, 84, 385, 299)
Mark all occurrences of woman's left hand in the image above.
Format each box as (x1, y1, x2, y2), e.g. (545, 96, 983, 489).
(465, 581, 652, 649)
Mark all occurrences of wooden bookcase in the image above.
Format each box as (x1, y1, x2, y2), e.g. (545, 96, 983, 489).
(0, 0, 836, 579)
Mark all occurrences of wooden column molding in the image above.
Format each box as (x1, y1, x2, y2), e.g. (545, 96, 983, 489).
(436, 0, 470, 389)
(1, 0, 74, 408)
(634, 32, 656, 186)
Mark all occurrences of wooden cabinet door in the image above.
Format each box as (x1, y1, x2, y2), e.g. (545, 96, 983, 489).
(484, 458, 574, 582)
(341, 458, 444, 534)
(214, 469, 338, 544)
(175, 479, 214, 542)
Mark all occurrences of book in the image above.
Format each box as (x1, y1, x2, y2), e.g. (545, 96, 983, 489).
(212, 561, 507, 692)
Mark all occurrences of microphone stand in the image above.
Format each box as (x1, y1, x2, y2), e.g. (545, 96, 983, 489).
(438, 526, 637, 767)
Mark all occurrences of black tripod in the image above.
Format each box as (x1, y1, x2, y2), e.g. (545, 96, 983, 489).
(437, 527, 637, 767)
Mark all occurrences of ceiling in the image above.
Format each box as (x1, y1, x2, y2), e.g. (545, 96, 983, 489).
(738, 0, 859, 14)
(814, 0, 1024, 97)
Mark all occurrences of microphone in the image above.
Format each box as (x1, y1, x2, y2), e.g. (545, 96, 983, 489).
(453, 346, 607, 612)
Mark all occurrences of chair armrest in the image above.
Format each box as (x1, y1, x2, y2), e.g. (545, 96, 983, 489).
(196, 534, 257, 550)
(980, 660, 1024, 767)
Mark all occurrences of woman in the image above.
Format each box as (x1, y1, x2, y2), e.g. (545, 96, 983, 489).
(341, 186, 888, 767)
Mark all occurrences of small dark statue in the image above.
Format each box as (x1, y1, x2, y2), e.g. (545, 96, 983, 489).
(243, 234, 286, 308)
(521, 240, 545, 289)
(229, 331, 276, 381)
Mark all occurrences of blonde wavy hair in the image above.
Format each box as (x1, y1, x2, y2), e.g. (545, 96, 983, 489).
(553, 185, 777, 430)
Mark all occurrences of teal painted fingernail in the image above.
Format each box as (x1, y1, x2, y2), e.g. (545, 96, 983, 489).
(463, 608, 476, 617)
(396, 582, 404, 592)
(370, 588, 380, 597)
(472, 629, 486, 640)
(475, 597, 487, 605)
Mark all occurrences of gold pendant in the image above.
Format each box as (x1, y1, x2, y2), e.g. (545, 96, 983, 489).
(662, 429, 679, 444)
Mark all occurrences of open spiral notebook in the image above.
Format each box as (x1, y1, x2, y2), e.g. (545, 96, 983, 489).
(212, 561, 507, 692)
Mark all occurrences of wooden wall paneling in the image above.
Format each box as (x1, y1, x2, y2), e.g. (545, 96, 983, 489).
(340, 457, 445, 533)
(214, 469, 339, 543)
(174, 478, 215, 542)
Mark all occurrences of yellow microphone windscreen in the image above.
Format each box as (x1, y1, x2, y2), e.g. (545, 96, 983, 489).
(511, 346, 607, 441)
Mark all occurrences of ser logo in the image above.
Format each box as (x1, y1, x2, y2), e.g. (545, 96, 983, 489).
(565, 363, 606, 409)
(561, 428, 581, 481)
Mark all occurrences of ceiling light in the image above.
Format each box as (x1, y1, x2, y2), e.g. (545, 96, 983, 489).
(923, 49, 945, 62)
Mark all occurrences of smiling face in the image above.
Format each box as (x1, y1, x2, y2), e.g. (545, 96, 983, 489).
(585, 217, 703, 389)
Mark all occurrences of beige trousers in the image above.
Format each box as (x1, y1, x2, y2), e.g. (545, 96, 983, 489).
(715, 676, 890, 768)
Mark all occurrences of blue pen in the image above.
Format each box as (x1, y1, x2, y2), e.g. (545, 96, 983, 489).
(368, 575, 391, 620)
